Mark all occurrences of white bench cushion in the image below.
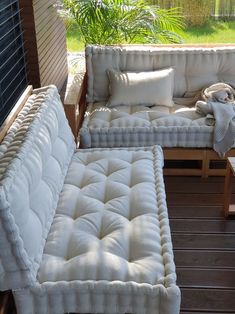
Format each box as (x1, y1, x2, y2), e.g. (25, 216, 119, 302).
(86, 45, 235, 103)
(14, 146, 180, 314)
(79, 102, 212, 148)
(0, 86, 75, 290)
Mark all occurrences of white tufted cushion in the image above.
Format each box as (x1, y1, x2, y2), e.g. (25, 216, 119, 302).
(14, 146, 180, 314)
(0, 95, 36, 158)
(86, 45, 235, 102)
(79, 102, 213, 148)
(0, 85, 75, 290)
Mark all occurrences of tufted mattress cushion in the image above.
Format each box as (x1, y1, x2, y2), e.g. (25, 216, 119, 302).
(0, 95, 36, 157)
(86, 45, 235, 102)
(0, 85, 75, 291)
(14, 146, 180, 314)
(79, 102, 213, 148)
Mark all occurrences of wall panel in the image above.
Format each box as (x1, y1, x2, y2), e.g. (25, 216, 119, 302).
(19, 0, 68, 91)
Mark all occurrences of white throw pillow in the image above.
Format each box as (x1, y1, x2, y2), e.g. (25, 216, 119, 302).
(107, 68, 174, 107)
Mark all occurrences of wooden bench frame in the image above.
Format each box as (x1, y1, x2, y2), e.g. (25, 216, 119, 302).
(223, 157, 235, 217)
(164, 148, 235, 177)
(63, 73, 87, 139)
(0, 86, 33, 142)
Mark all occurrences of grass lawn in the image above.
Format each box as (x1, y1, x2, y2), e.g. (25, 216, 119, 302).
(181, 20, 235, 43)
(66, 19, 235, 52)
(66, 26, 84, 52)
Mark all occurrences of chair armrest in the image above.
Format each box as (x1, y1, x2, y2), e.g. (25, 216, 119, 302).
(63, 72, 87, 141)
(0, 85, 33, 142)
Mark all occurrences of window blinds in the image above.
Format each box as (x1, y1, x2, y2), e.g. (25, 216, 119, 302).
(0, 0, 28, 125)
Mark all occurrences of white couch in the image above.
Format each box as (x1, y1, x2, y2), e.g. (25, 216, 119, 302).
(79, 45, 235, 149)
(0, 85, 180, 314)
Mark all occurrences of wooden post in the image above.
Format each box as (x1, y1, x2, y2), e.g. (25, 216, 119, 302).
(19, 0, 41, 88)
(19, 0, 68, 91)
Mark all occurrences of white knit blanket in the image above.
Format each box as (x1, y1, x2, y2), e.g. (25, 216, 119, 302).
(195, 83, 235, 156)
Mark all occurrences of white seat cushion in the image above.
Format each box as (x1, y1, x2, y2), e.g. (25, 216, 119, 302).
(79, 102, 213, 148)
(40, 148, 167, 284)
(14, 146, 180, 314)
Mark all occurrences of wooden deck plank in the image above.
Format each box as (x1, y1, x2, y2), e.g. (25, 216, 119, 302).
(180, 312, 233, 314)
(177, 268, 235, 288)
(165, 180, 226, 193)
(167, 193, 223, 205)
(170, 219, 235, 233)
(174, 250, 235, 269)
(168, 205, 224, 219)
(172, 233, 235, 250)
(180, 288, 235, 312)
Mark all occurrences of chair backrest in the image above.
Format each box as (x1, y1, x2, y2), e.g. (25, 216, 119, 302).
(0, 85, 75, 290)
(86, 45, 235, 102)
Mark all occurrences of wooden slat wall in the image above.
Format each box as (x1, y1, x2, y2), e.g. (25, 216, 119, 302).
(19, 0, 40, 88)
(19, 0, 68, 91)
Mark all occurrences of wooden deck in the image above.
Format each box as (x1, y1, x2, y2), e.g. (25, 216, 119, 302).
(166, 176, 235, 314)
(1, 175, 235, 313)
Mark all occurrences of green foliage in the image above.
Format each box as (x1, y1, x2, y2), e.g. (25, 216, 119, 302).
(66, 23, 85, 51)
(62, 0, 184, 45)
(66, 19, 235, 51)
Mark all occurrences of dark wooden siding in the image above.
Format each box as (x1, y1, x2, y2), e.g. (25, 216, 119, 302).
(19, 0, 40, 87)
(19, 0, 68, 91)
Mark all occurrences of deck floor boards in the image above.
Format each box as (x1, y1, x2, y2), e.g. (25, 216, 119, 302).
(166, 176, 235, 314)
(1, 176, 235, 313)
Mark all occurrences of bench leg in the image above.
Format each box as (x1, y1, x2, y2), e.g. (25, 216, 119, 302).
(223, 163, 232, 217)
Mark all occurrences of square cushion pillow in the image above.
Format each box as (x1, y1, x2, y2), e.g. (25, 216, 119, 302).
(107, 68, 174, 107)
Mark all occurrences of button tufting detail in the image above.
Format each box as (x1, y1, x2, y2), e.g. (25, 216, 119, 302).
(80, 102, 214, 149)
(38, 147, 171, 287)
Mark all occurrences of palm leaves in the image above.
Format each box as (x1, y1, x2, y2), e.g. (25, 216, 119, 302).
(62, 0, 184, 44)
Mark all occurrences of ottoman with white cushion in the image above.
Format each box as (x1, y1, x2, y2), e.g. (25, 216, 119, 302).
(0, 85, 180, 314)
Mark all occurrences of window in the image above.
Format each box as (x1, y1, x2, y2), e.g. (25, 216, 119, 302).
(0, 0, 28, 125)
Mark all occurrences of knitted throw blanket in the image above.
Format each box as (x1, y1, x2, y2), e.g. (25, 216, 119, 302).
(195, 83, 235, 156)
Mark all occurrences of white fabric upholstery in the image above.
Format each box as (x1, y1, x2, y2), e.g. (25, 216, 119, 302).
(0, 83, 180, 312)
(79, 102, 213, 148)
(86, 45, 235, 103)
(14, 146, 180, 314)
(0, 95, 35, 158)
(107, 68, 174, 107)
(82, 45, 235, 149)
(0, 86, 75, 290)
